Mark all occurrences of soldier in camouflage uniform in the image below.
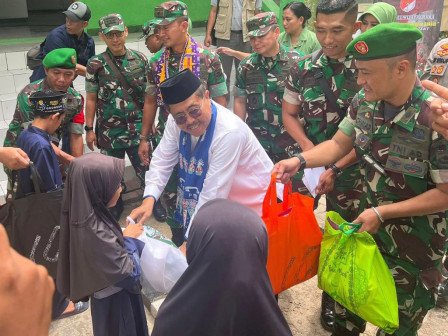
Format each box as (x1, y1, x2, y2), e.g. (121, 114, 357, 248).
(139, 1, 227, 246)
(85, 14, 149, 219)
(234, 12, 311, 197)
(282, 0, 362, 330)
(275, 22, 448, 336)
(3, 48, 84, 200)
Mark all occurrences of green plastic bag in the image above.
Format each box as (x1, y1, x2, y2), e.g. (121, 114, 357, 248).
(318, 211, 399, 334)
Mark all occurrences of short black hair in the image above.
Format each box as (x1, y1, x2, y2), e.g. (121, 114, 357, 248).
(386, 47, 417, 71)
(283, 2, 312, 28)
(316, 0, 358, 23)
(34, 111, 65, 119)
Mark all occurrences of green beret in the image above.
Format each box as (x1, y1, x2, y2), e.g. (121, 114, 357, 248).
(42, 48, 77, 69)
(346, 23, 423, 60)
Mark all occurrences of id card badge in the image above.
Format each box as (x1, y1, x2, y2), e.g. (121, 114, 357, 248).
(355, 132, 371, 150)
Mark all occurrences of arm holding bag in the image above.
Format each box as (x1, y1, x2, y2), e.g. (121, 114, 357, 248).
(263, 174, 323, 295)
(318, 211, 399, 334)
(136, 225, 188, 294)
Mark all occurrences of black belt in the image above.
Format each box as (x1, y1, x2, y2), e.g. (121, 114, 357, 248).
(231, 30, 243, 33)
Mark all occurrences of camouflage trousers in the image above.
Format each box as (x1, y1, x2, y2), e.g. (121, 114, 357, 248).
(334, 254, 438, 336)
(326, 164, 363, 222)
(101, 146, 146, 187)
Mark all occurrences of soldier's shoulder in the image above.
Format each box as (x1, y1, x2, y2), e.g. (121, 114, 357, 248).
(128, 49, 148, 61)
(67, 86, 82, 99)
(19, 81, 41, 95)
(149, 49, 164, 63)
(197, 44, 218, 59)
(239, 53, 258, 67)
(289, 54, 312, 77)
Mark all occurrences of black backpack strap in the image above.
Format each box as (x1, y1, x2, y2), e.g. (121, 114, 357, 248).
(310, 50, 346, 120)
(101, 52, 143, 110)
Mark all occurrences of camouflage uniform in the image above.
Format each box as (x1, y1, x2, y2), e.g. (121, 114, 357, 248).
(234, 44, 311, 196)
(336, 79, 448, 335)
(283, 50, 362, 221)
(85, 47, 148, 183)
(146, 39, 227, 229)
(3, 78, 84, 199)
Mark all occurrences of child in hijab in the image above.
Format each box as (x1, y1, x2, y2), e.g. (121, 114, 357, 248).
(57, 153, 149, 336)
(152, 198, 293, 336)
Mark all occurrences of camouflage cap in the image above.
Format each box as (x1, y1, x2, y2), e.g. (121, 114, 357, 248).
(42, 48, 77, 69)
(99, 14, 125, 34)
(247, 12, 279, 37)
(29, 89, 67, 115)
(139, 19, 158, 40)
(153, 1, 188, 26)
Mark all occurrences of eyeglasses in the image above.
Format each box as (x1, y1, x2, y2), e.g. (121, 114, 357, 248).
(104, 31, 124, 39)
(173, 95, 206, 125)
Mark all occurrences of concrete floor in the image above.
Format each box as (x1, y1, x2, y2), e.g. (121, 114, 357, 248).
(49, 183, 448, 335)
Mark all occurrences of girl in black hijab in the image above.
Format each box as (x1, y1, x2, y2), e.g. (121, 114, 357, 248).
(152, 198, 292, 336)
(57, 153, 149, 336)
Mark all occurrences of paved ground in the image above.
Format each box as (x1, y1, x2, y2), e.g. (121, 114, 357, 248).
(50, 182, 448, 335)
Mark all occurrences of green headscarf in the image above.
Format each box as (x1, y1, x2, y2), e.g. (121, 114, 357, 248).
(360, 2, 397, 24)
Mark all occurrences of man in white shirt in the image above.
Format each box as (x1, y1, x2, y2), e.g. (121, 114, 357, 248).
(129, 69, 275, 244)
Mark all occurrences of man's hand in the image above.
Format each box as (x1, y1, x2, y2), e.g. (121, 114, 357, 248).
(0, 225, 54, 336)
(86, 130, 97, 151)
(354, 208, 382, 234)
(316, 169, 336, 195)
(422, 80, 448, 139)
(0, 147, 29, 170)
(272, 157, 301, 184)
(138, 140, 150, 166)
(204, 35, 212, 47)
(128, 197, 155, 226)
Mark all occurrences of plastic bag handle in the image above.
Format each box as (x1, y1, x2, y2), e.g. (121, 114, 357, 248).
(263, 174, 306, 225)
(339, 222, 362, 235)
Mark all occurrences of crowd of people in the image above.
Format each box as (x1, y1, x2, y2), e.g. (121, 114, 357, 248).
(1, 0, 448, 335)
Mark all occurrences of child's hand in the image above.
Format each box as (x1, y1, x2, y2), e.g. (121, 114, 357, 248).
(123, 223, 143, 239)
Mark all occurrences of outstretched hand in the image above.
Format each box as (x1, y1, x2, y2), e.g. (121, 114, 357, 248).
(272, 157, 301, 184)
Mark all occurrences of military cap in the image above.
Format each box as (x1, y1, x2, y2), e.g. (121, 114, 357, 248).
(139, 19, 158, 40)
(160, 69, 201, 105)
(153, 1, 188, 26)
(247, 12, 279, 37)
(42, 48, 77, 69)
(99, 14, 125, 34)
(63, 1, 91, 21)
(29, 90, 67, 115)
(346, 22, 423, 60)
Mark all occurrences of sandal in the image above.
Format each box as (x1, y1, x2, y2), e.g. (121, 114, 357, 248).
(57, 301, 89, 319)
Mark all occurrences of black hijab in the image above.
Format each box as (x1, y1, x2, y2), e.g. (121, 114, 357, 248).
(152, 199, 292, 336)
(57, 153, 133, 302)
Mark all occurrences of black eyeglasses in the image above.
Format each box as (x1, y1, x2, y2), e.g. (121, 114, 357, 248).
(104, 31, 124, 39)
(173, 96, 206, 125)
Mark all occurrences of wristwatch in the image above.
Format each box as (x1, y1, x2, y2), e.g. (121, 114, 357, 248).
(293, 153, 306, 172)
(329, 163, 342, 175)
(84, 125, 94, 132)
(139, 134, 153, 142)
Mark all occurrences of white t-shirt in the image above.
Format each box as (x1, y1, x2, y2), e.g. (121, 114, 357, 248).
(144, 102, 277, 237)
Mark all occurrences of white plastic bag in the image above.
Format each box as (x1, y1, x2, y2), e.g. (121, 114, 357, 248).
(137, 226, 188, 293)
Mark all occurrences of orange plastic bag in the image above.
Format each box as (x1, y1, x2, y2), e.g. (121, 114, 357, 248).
(263, 174, 323, 294)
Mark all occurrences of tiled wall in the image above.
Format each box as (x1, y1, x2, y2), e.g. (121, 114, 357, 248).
(0, 38, 159, 202)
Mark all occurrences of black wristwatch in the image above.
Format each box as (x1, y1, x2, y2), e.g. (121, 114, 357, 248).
(84, 125, 94, 132)
(294, 153, 306, 172)
(329, 163, 342, 175)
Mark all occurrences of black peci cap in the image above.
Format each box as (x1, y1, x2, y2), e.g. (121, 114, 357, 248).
(160, 69, 201, 105)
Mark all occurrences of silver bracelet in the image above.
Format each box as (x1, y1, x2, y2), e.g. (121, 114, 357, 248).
(371, 206, 384, 224)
